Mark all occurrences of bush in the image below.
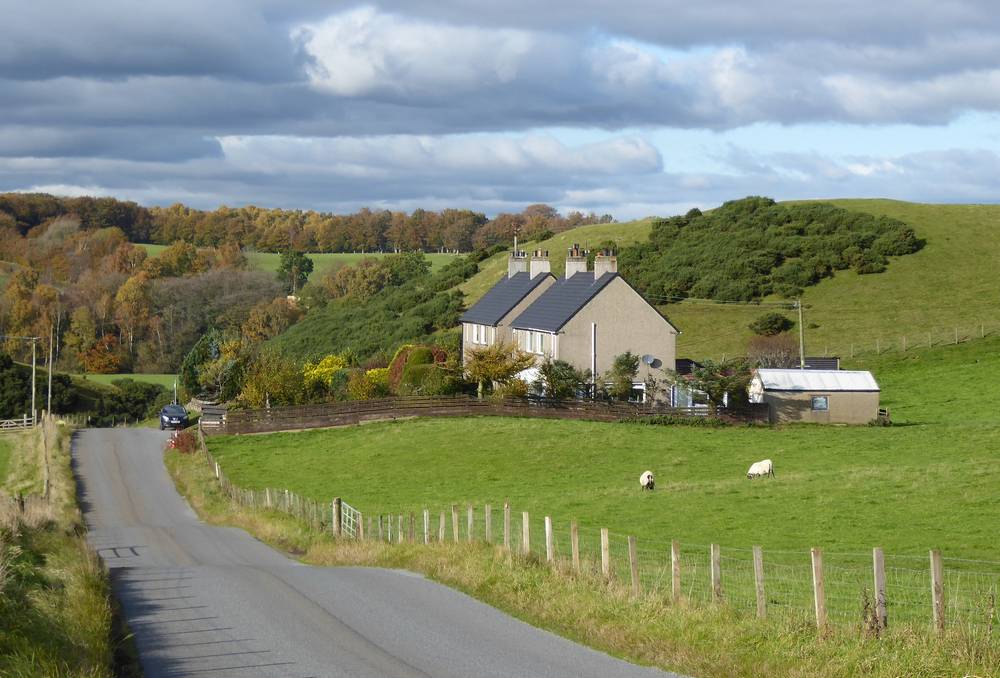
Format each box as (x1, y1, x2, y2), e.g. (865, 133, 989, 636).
(618, 197, 922, 301)
(749, 312, 794, 336)
(171, 429, 198, 454)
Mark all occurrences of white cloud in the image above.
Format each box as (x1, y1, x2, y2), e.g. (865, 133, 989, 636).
(294, 6, 548, 98)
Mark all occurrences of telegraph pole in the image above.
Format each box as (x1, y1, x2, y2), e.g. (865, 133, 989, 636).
(31, 338, 37, 424)
(47, 326, 54, 414)
(797, 299, 805, 369)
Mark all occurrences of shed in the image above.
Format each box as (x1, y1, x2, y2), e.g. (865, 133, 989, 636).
(749, 369, 880, 424)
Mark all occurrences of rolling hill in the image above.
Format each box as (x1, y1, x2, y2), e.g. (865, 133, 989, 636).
(458, 200, 1000, 361)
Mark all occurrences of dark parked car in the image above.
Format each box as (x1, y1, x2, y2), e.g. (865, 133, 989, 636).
(159, 404, 189, 430)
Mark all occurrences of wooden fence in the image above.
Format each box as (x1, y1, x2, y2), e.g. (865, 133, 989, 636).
(193, 424, 998, 636)
(210, 395, 768, 435)
(0, 414, 34, 433)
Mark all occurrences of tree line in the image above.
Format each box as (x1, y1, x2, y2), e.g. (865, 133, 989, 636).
(0, 219, 292, 374)
(0, 193, 613, 253)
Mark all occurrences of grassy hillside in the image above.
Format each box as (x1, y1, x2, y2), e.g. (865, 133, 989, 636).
(208, 334, 1000, 561)
(459, 218, 655, 301)
(670, 200, 1000, 358)
(139, 244, 458, 282)
(456, 201, 1000, 361)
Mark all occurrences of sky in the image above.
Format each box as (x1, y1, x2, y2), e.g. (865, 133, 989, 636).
(2, 0, 1000, 220)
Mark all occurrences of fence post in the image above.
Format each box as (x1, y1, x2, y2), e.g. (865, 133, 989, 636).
(439, 511, 446, 542)
(522, 512, 531, 553)
(358, 513, 365, 540)
(484, 504, 492, 543)
(467, 505, 474, 542)
(378, 515, 384, 540)
(398, 515, 404, 544)
(954, 327, 959, 344)
(876, 338, 880, 355)
(365, 515, 371, 540)
(753, 545, 766, 619)
(628, 536, 640, 598)
(902, 335, 907, 352)
(333, 497, 342, 537)
(423, 509, 430, 545)
(409, 512, 415, 542)
(671, 540, 681, 603)
(710, 544, 722, 602)
(545, 516, 554, 563)
(601, 528, 610, 579)
(452, 504, 459, 542)
(571, 521, 580, 573)
(811, 547, 827, 630)
(930, 549, 945, 633)
(503, 501, 511, 550)
(873, 547, 887, 630)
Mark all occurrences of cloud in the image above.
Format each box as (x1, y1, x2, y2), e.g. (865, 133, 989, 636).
(2, 1, 1000, 215)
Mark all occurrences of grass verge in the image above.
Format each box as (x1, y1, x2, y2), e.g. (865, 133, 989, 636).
(0, 421, 140, 677)
(166, 445, 999, 678)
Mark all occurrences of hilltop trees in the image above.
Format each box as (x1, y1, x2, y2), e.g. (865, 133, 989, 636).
(618, 197, 922, 301)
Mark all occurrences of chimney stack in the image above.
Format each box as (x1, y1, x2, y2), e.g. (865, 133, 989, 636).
(507, 250, 528, 278)
(593, 248, 618, 278)
(565, 244, 588, 278)
(529, 250, 550, 278)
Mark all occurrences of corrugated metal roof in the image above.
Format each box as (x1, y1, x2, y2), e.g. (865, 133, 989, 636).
(459, 272, 552, 326)
(755, 369, 880, 392)
(510, 271, 617, 332)
(803, 357, 841, 370)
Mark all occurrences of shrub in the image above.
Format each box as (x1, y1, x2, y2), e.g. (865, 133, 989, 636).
(749, 312, 794, 336)
(172, 429, 198, 454)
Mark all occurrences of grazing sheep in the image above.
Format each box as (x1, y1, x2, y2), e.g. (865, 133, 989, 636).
(746, 459, 774, 479)
(639, 470, 655, 491)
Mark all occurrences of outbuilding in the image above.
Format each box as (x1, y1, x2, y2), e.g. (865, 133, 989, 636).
(749, 369, 880, 424)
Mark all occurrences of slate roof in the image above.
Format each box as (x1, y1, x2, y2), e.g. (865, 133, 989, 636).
(754, 369, 880, 392)
(459, 272, 553, 326)
(510, 271, 618, 332)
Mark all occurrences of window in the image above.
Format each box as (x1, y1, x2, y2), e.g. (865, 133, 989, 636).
(470, 324, 491, 345)
(811, 395, 829, 411)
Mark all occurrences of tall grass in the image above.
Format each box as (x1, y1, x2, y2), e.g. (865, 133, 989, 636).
(0, 421, 134, 677)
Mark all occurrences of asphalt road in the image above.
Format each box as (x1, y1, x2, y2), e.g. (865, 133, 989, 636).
(75, 428, 679, 678)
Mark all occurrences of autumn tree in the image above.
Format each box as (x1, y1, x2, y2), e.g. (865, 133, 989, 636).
(114, 272, 151, 354)
(464, 341, 535, 398)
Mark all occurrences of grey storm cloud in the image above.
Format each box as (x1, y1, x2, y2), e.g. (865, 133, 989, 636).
(1, 0, 1000, 214)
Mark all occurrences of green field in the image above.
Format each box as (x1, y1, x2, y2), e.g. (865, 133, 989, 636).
(139, 244, 459, 282)
(208, 335, 1000, 562)
(72, 372, 177, 389)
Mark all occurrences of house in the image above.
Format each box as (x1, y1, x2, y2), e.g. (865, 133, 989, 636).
(500, 246, 679, 401)
(459, 250, 555, 355)
(749, 368, 880, 424)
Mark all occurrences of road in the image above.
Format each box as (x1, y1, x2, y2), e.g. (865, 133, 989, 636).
(75, 428, 678, 678)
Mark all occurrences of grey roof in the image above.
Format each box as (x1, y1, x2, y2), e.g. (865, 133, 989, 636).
(459, 272, 553, 326)
(510, 272, 618, 332)
(803, 356, 841, 370)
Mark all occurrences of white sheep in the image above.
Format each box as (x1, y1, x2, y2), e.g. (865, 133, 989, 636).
(639, 470, 655, 491)
(746, 459, 774, 479)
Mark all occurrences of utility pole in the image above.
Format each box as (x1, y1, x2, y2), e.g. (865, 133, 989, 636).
(31, 338, 37, 425)
(797, 299, 805, 369)
(47, 326, 53, 415)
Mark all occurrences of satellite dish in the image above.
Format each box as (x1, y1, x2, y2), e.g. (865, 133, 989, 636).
(641, 354, 655, 365)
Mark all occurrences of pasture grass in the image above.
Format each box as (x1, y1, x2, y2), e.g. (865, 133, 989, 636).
(206, 334, 1000, 562)
(73, 372, 178, 389)
(139, 244, 458, 282)
(1, 430, 44, 497)
(167, 442, 1000, 678)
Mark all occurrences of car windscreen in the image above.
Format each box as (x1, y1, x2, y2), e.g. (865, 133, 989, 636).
(162, 406, 186, 416)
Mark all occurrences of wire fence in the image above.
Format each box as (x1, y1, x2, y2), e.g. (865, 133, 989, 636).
(195, 425, 999, 636)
